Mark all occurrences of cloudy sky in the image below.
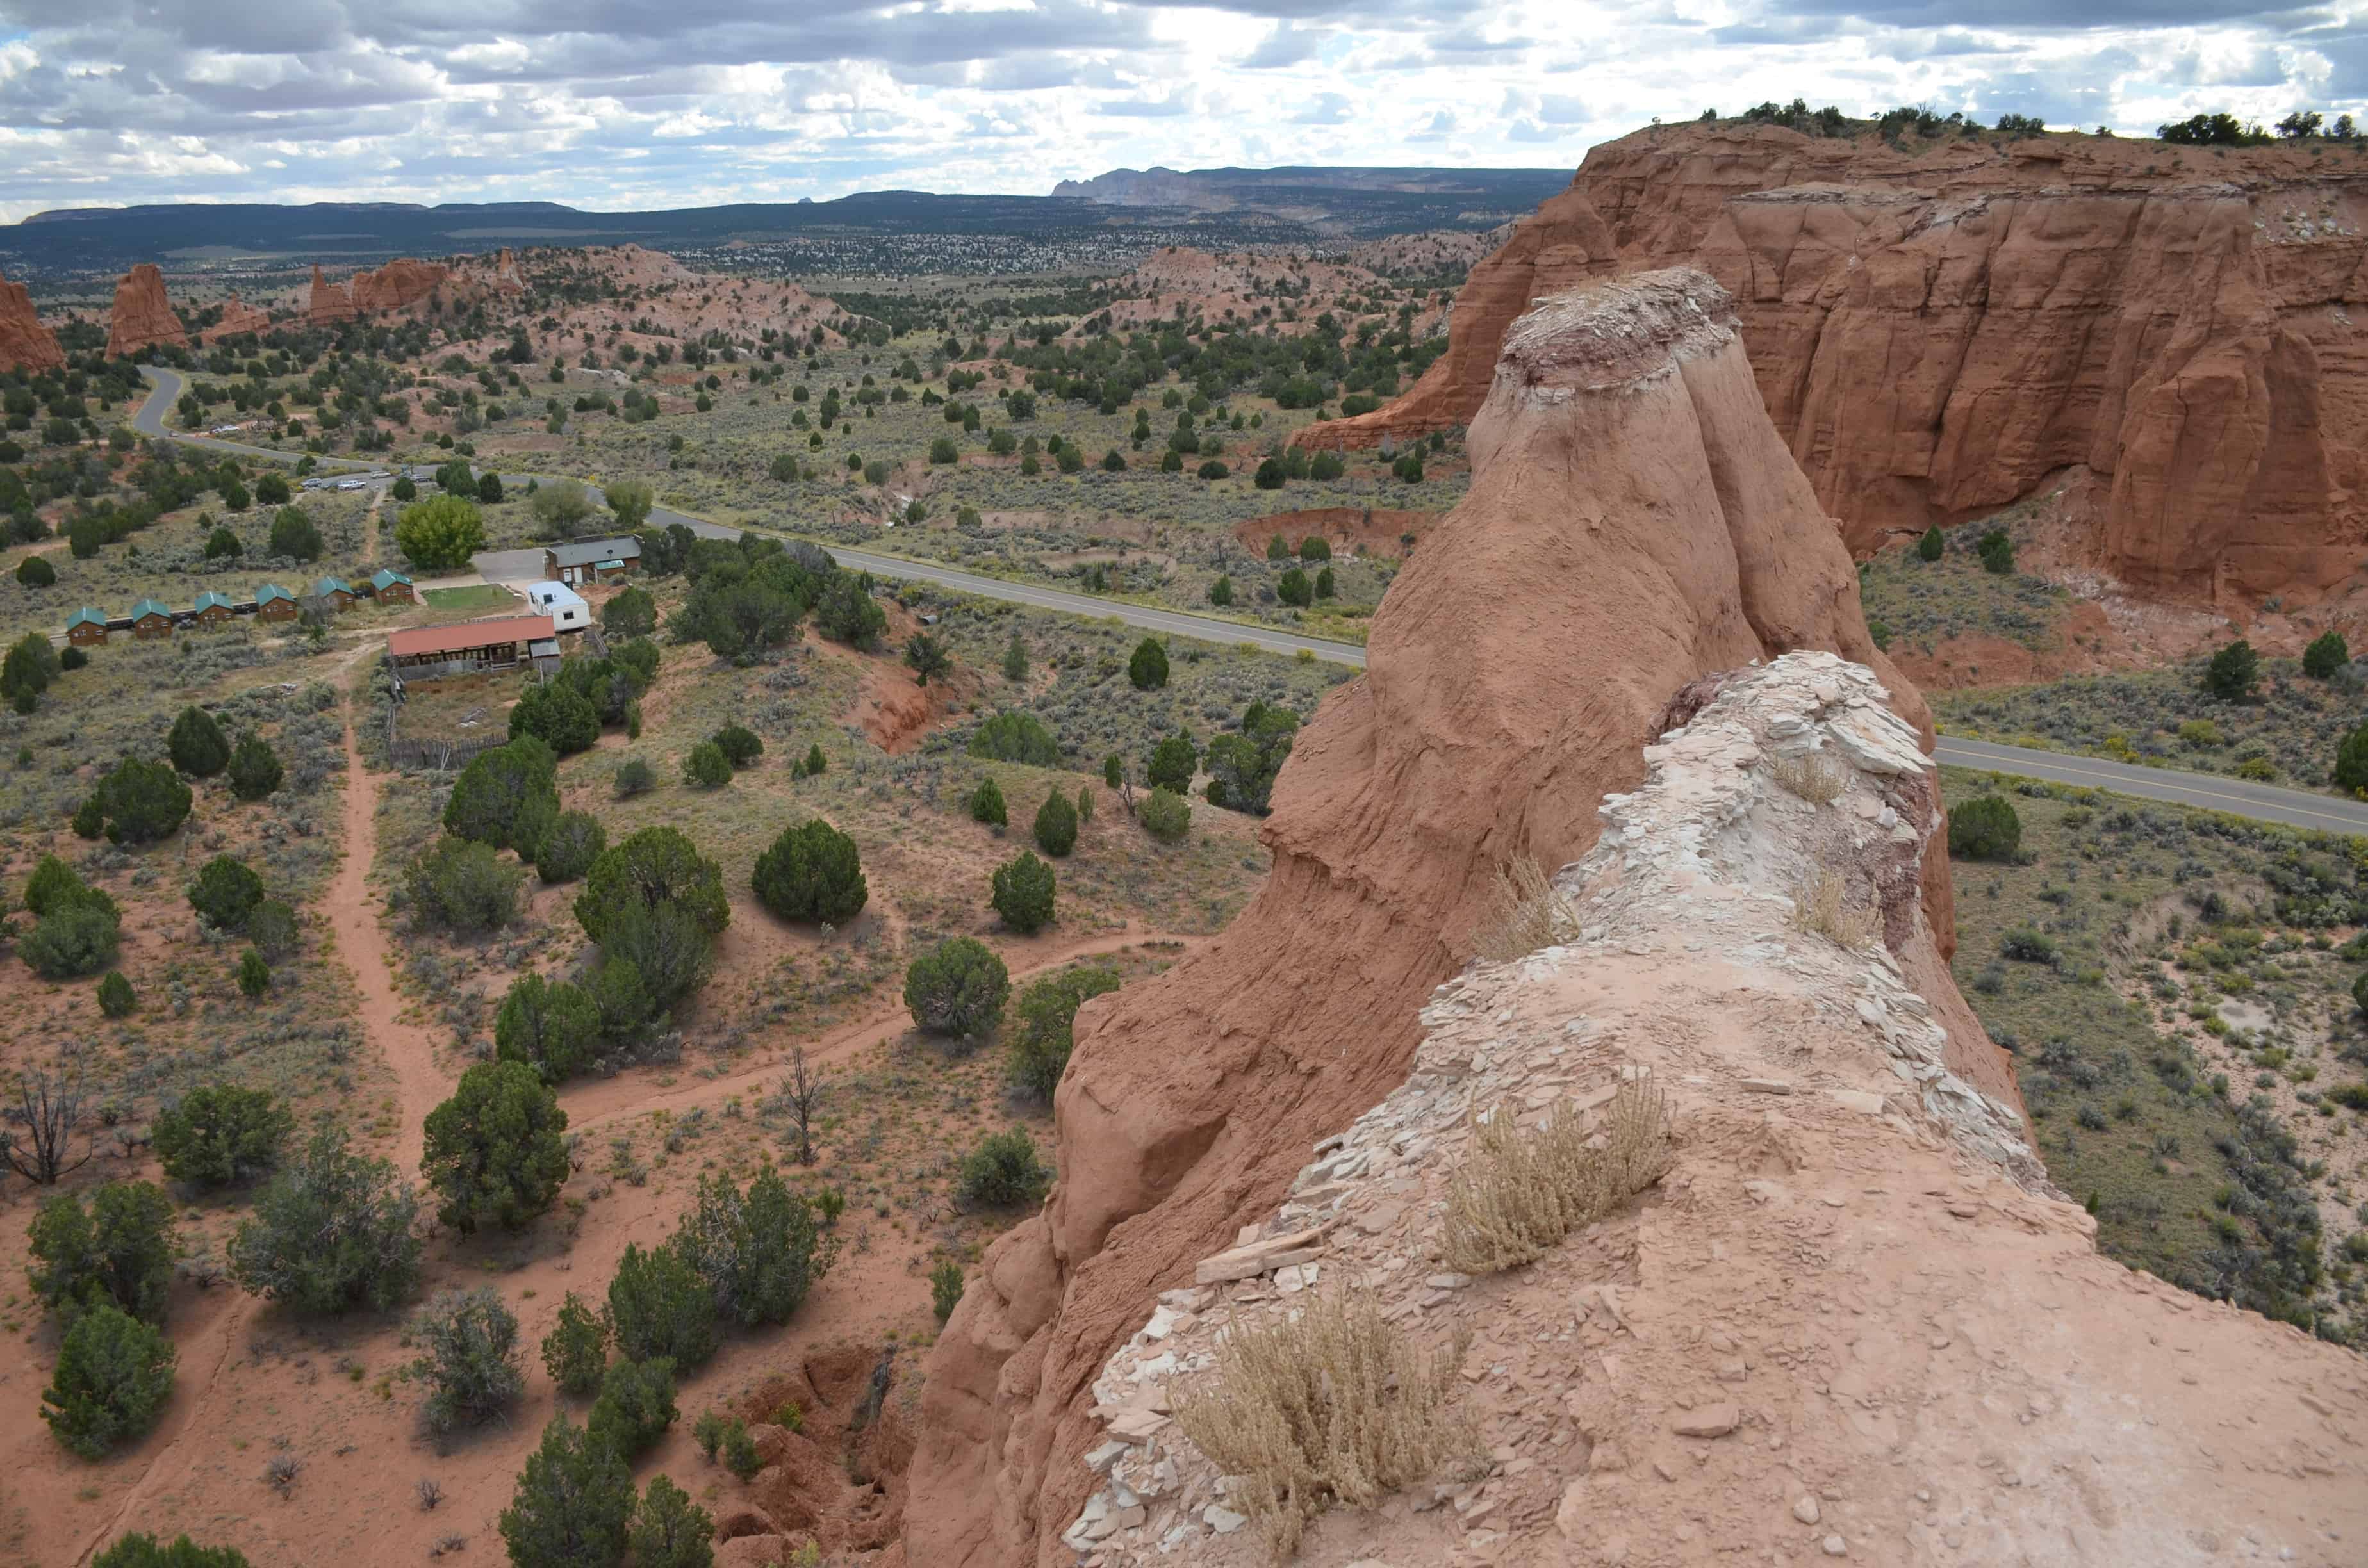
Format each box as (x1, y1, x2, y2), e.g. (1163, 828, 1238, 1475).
(0, 0, 2360, 222)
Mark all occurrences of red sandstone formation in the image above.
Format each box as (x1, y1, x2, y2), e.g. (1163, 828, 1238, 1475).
(306, 265, 357, 327)
(1299, 124, 2368, 610)
(906, 269, 1977, 1564)
(0, 269, 63, 372)
(350, 257, 451, 314)
(199, 293, 270, 345)
(103, 263, 186, 358)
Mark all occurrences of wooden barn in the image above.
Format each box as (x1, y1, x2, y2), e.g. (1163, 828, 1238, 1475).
(386, 614, 556, 682)
(369, 569, 416, 605)
(192, 591, 236, 628)
(254, 584, 298, 622)
(65, 607, 109, 646)
(129, 598, 175, 639)
(544, 536, 641, 586)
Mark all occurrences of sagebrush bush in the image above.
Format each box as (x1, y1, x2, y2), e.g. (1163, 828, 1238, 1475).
(1948, 794, 2021, 862)
(1440, 1079, 1672, 1274)
(1791, 869, 1879, 952)
(1470, 857, 1577, 962)
(1768, 750, 1848, 804)
(229, 1125, 421, 1314)
(1173, 1293, 1474, 1555)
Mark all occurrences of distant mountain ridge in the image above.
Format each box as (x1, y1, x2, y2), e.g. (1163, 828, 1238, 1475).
(1052, 163, 1572, 213)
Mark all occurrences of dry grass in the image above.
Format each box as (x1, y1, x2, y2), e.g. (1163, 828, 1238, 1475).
(1768, 749, 1848, 804)
(1172, 1293, 1476, 1557)
(1791, 868, 1879, 952)
(1440, 1078, 1673, 1275)
(1470, 856, 1580, 962)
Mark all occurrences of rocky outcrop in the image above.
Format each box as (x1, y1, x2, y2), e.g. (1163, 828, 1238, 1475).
(0, 269, 63, 372)
(306, 265, 357, 327)
(1063, 649, 2368, 1565)
(1297, 124, 2368, 610)
(905, 269, 1979, 1565)
(200, 293, 270, 345)
(350, 257, 452, 314)
(104, 263, 186, 357)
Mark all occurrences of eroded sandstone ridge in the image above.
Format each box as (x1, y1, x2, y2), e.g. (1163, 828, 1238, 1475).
(0, 268, 63, 372)
(104, 263, 185, 357)
(1298, 124, 2368, 608)
(308, 249, 522, 326)
(200, 293, 270, 345)
(906, 268, 1986, 1565)
(1062, 651, 2368, 1566)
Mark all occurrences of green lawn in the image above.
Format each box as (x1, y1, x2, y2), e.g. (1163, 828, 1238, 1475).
(422, 582, 518, 612)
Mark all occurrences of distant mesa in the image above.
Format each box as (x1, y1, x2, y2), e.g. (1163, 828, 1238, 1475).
(104, 262, 186, 358)
(0, 266, 65, 372)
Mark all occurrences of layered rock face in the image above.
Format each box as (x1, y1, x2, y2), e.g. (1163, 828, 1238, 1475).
(309, 254, 491, 327)
(104, 263, 186, 357)
(200, 294, 270, 345)
(906, 269, 1986, 1565)
(0, 270, 64, 372)
(1064, 651, 2368, 1566)
(1299, 124, 2368, 608)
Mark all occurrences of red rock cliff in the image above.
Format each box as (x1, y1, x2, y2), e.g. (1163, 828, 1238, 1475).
(905, 268, 1994, 1565)
(104, 263, 186, 358)
(307, 265, 358, 327)
(1301, 124, 2368, 608)
(0, 270, 64, 372)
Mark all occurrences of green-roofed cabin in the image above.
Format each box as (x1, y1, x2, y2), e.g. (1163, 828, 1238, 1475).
(65, 607, 108, 646)
(254, 584, 298, 623)
(368, 569, 415, 605)
(192, 590, 236, 628)
(310, 576, 354, 612)
(129, 599, 175, 639)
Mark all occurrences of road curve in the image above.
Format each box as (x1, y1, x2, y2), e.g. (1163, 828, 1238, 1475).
(1936, 735, 2368, 836)
(131, 371, 2368, 837)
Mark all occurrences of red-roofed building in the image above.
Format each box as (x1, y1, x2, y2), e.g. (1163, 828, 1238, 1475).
(386, 614, 556, 681)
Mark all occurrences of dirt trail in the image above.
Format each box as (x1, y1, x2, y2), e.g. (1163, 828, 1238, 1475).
(325, 697, 449, 1173)
(563, 926, 1205, 1133)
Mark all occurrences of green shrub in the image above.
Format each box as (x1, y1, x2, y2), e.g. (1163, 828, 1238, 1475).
(229, 1125, 421, 1314)
(541, 1291, 612, 1397)
(956, 1129, 1051, 1209)
(967, 775, 1007, 826)
(1147, 733, 1196, 793)
(42, 1304, 175, 1458)
(15, 553, 54, 587)
(2204, 639, 2258, 701)
(500, 1417, 636, 1568)
(969, 710, 1059, 765)
(186, 854, 264, 931)
(719, 1417, 761, 1481)
(234, 948, 270, 999)
(92, 1535, 252, 1568)
(1007, 965, 1122, 1101)
(21, 895, 122, 979)
(803, 742, 827, 775)
(495, 972, 601, 1082)
(1140, 787, 1192, 844)
(2000, 927, 2061, 965)
(1032, 789, 1078, 856)
(931, 1259, 965, 1324)
(88, 756, 191, 844)
(97, 970, 136, 1017)
(606, 1242, 715, 1368)
(443, 737, 558, 852)
(589, 1356, 678, 1458)
(1208, 574, 1233, 606)
(509, 682, 600, 755)
(629, 1474, 714, 1568)
(1915, 527, 1943, 562)
(1, 631, 58, 703)
(225, 733, 283, 801)
(905, 937, 1011, 1041)
(602, 585, 657, 638)
(992, 850, 1057, 933)
(167, 706, 229, 776)
(268, 507, 322, 562)
(406, 836, 523, 933)
(614, 757, 656, 797)
(1277, 566, 1312, 606)
(534, 810, 606, 885)
(1947, 794, 2021, 862)
(2304, 630, 2349, 679)
(405, 1286, 525, 1431)
(670, 1166, 836, 1329)
(28, 1181, 175, 1326)
(395, 494, 486, 569)
(422, 1061, 571, 1234)
(712, 724, 764, 767)
(682, 740, 731, 788)
(1204, 702, 1299, 815)
(692, 1408, 728, 1458)
(152, 1086, 292, 1188)
(1128, 638, 1169, 690)
(752, 819, 867, 924)
(1976, 528, 2014, 575)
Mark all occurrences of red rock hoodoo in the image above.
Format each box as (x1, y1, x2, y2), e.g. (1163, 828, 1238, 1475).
(200, 293, 270, 345)
(0, 269, 64, 372)
(905, 268, 1982, 1565)
(350, 257, 452, 314)
(103, 263, 186, 358)
(306, 265, 358, 326)
(1298, 123, 2368, 609)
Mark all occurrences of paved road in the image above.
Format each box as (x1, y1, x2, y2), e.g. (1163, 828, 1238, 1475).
(129, 370, 2368, 835)
(1935, 735, 2368, 835)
